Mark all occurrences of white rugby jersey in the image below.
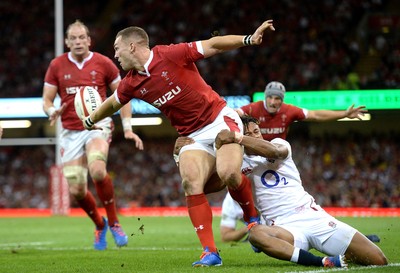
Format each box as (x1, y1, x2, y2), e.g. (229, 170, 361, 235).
(242, 138, 315, 224)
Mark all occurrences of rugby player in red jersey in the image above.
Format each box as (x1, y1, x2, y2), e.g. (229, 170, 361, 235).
(43, 20, 143, 250)
(83, 20, 276, 266)
(237, 81, 367, 141)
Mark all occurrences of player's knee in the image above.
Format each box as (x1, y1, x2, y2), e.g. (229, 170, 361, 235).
(181, 178, 203, 195)
(63, 166, 88, 188)
(219, 171, 241, 189)
(87, 151, 107, 181)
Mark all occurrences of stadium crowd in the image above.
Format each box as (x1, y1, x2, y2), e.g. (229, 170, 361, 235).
(0, 132, 399, 209)
(1, 0, 398, 98)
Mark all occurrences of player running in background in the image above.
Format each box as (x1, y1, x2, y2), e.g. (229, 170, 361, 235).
(236, 81, 367, 141)
(42, 20, 143, 250)
(82, 20, 276, 267)
(214, 115, 388, 268)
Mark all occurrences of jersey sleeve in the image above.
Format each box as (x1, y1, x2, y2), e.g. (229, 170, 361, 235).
(286, 104, 307, 121)
(159, 42, 204, 65)
(271, 138, 292, 160)
(44, 59, 59, 87)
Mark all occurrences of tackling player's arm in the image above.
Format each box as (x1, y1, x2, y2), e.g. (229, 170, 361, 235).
(42, 84, 67, 126)
(215, 129, 288, 159)
(201, 20, 275, 58)
(305, 104, 367, 122)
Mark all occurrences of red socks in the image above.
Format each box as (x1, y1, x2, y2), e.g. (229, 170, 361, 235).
(228, 173, 258, 223)
(76, 191, 104, 228)
(186, 193, 217, 253)
(94, 173, 118, 225)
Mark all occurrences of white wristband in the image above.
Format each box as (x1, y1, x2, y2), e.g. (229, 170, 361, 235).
(46, 106, 56, 117)
(122, 118, 132, 131)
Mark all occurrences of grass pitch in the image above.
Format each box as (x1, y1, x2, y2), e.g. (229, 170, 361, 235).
(0, 216, 399, 273)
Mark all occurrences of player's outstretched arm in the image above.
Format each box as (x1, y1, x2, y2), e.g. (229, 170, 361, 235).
(250, 19, 276, 45)
(201, 19, 275, 58)
(306, 104, 368, 122)
(345, 104, 368, 120)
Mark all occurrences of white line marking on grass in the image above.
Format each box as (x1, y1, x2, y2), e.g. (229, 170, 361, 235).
(0, 241, 53, 247)
(0, 245, 199, 251)
(284, 263, 400, 273)
(34, 246, 199, 251)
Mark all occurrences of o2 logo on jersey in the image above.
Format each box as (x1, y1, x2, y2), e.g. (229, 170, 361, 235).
(260, 170, 288, 188)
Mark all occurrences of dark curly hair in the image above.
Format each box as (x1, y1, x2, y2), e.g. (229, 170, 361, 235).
(241, 115, 260, 131)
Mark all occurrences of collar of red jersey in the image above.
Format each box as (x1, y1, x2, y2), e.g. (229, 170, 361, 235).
(138, 51, 153, 76)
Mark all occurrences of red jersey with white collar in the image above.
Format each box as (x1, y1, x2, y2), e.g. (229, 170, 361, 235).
(240, 101, 306, 140)
(44, 52, 120, 130)
(116, 42, 226, 136)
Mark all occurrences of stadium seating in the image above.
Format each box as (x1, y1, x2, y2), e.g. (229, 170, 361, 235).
(1, 0, 397, 98)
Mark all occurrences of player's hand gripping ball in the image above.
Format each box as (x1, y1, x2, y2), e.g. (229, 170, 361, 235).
(74, 86, 102, 120)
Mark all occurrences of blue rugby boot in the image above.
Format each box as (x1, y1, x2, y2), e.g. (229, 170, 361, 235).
(110, 222, 128, 247)
(192, 247, 222, 267)
(323, 255, 347, 268)
(94, 217, 108, 250)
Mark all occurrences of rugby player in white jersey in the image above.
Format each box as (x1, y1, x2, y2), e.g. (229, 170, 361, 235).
(174, 115, 388, 268)
(214, 115, 388, 267)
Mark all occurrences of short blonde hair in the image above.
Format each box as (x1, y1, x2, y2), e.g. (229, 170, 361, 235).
(65, 19, 90, 37)
(116, 26, 149, 47)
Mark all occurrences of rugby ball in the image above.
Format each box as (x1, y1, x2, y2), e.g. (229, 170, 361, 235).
(74, 86, 103, 120)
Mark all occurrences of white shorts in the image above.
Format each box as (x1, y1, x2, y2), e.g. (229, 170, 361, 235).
(59, 117, 113, 163)
(271, 206, 357, 256)
(177, 107, 243, 161)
